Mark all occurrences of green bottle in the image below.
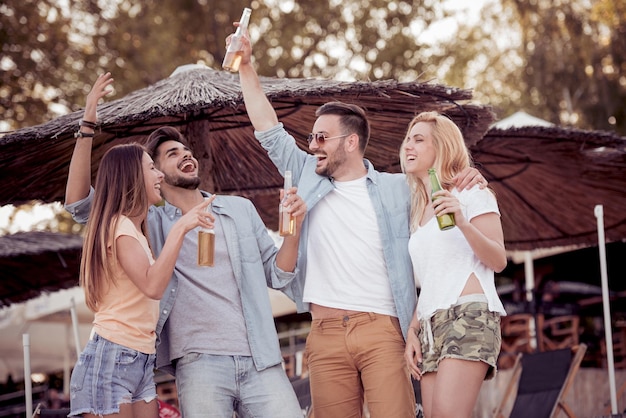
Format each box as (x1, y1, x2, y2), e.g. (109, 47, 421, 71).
(428, 168, 456, 230)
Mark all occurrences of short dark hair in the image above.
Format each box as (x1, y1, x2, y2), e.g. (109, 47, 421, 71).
(316, 101, 370, 153)
(145, 126, 189, 160)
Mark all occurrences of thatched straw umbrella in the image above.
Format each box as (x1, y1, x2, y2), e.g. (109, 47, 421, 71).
(4, 66, 624, 304)
(0, 231, 82, 306)
(477, 125, 626, 251)
(0, 66, 494, 230)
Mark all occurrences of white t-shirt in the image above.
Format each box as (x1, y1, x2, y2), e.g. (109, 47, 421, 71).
(303, 176, 397, 317)
(409, 186, 506, 321)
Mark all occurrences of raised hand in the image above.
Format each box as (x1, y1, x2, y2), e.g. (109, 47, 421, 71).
(83, 73, 114, 123)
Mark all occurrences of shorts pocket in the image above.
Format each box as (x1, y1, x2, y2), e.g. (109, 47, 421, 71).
(116, 346, 140, 365)
(384, 316, 405, 344)
(457, 308, 496, 346)
(70, 352, 92, 392)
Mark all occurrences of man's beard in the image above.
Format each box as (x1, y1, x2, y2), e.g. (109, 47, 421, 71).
(315, 139, 347, 178)
(164, 173, 201, 190)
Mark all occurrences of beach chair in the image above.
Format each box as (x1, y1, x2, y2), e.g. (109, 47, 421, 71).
(493, 343, 587, 418)
(537, 314, 580, 352)
(498, 313, 535, 369)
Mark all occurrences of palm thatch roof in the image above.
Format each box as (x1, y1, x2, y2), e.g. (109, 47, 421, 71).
(0, 66, 494, 232)
(1, 67, 625, 307)
(476, 125, 626, 251)
(0, 231, 82, 307)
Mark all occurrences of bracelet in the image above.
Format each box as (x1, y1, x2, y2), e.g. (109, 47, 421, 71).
(75, 130, 96, 139)
(79, 119, 98, 129)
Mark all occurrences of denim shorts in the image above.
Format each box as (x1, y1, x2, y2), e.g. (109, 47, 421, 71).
(418, 298, 502, 380)
(69, 333, 157, 416)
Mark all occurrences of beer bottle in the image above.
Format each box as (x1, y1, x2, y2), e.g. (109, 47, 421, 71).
(222, 8, 252, 72)
(428, 168, 456, 230)
(278, 171, 296, 236)
(197, 202, 215, 266)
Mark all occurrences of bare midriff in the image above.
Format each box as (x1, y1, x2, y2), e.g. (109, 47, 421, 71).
(460, 273, 485, 297)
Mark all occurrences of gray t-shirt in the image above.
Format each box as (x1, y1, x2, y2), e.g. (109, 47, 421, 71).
(167, 213, 251, 360)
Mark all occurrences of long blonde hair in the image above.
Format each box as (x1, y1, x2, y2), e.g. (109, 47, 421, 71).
(399, 112, 472, 232)
(80, 144, 151, 311)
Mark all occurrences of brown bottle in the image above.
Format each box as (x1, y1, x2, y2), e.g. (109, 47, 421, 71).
(428, 168, 455, 230)
(197, 229, 215, 266)
(197, 202, 215, 266)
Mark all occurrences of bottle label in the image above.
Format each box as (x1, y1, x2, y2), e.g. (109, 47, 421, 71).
(198, 230, 215, 266)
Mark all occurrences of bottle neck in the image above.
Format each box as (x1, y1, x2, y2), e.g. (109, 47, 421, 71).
(429, 173, 442, 192)
(284, 171, 292, 189)
(238, 10, 251, 33)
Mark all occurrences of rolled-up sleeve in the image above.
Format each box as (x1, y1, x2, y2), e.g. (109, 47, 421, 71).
(64, 187, 94, 224)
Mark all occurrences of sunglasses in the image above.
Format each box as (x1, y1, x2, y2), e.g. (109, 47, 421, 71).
(306, 132, 350, 145)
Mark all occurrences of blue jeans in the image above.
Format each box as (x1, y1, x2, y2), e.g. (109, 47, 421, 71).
(174, 353, 303, 418)
(69, 333, 157, 417)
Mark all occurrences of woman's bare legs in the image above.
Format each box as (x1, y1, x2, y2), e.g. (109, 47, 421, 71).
(420, 358, 488, 418)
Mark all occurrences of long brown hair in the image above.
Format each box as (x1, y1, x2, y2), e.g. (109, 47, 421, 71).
(80, 143, 151, 311)
(399, 112, 472, 232)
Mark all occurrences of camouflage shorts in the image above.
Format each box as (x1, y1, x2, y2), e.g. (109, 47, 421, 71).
(418, 301, 502, 380)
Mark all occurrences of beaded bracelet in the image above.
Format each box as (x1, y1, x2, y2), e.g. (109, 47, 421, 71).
(79, 119, 98, 129)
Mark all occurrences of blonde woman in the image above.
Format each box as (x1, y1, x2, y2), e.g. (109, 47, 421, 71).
(401, 112, 507, 418)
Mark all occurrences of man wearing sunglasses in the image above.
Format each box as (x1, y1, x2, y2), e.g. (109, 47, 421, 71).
(231, 32, 487, 418)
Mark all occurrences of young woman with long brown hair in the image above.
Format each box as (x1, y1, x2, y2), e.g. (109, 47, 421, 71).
(66, 74, 212, 418)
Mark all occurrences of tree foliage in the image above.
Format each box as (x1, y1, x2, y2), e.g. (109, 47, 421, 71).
(1, 0, 76, 128)
(511, 0, 625, 132)
(436, 0, 626, 132)
(1, 0, 624, 135)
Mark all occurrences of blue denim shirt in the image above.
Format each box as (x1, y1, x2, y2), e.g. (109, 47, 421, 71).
(65, 189, 296, 375)
(255, 123, 417, 338)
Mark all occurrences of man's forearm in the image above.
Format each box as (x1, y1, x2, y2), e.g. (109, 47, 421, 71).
(239, 62, 279, 131)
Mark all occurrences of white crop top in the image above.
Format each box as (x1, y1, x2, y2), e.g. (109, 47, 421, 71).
(408, 186, 506, 321)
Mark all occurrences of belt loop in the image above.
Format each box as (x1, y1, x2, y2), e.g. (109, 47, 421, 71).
(368, 312, 376, 321)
